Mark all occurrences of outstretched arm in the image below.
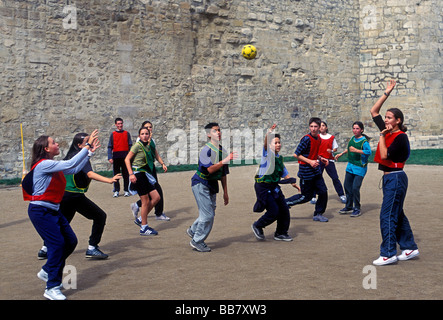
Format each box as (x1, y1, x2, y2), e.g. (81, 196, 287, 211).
(370, 80, 396, 118)
(264, 124, 277, 151)
(87, 171, 121, 184)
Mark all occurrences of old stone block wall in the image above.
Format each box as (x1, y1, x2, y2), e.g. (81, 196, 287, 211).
(358, 0, 443, 149)
(0, 0, 441, 179)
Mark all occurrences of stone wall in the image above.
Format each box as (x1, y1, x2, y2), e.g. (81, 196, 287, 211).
(0, 0, 441, 179)
(358, 0, 443, 149)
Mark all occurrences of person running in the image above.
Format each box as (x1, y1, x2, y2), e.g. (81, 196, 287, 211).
(22, 130, 99, 300)
(251, 124, 300, 241)
(285, 117, 330, 222)
(370, 80, 419, 266)
(38, 132, 122, 261)
(334, 121, 371, 217)
(187, 122, 237, 252)
(310, 121, 346, 204)
(130, 120, 170, 222)
(125, 127, 161, 236)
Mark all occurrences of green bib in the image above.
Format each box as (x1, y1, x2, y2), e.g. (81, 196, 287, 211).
(196, 142, 226, 181)
(132, 141, 155, 174)
(347, 137, 368, 168)
(255, 154, 284, 184)
(65, 171, 91, 193)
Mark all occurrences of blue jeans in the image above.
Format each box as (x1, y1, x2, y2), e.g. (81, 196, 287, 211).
(190, 183, 217, 243)
(28, 204, 78, 289)
(343, 171, 365, 210)
(379, 171, 418, 257)
(320, 161, 344, 197)
(286, 175, 328, 215)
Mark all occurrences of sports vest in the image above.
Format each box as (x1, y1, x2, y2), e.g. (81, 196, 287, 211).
(318, 135, 335, 159)
(374, 131, 406, 169)
(196, 142, 225, 181)
(112, 131, 129, 152)
(255, 154, 285, 184)
(22, 159, 67, 203)
(65, 170, 91, 193)
(132, 141, 155, 174)
(298, 134, 321, 165)
(347, 136, 368, 168)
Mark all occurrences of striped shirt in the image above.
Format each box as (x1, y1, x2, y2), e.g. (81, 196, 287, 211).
(295, 134, 321, 180)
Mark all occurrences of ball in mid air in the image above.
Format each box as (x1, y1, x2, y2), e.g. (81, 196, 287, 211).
(242, 44, 257, 60)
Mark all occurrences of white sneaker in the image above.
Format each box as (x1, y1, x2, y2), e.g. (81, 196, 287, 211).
(398, 249, 419, 261)
(373, 255, 398, 266)
(155, 213, 170, 221)
(124, 191, 130, 197)
(44, 287, 66, 300)
(37, 269, 48, 282)
(340, 195, 347, 203)
(130, 202, 139, 219)
(113, 191, 119, 198)
(310, 197, 317, 204)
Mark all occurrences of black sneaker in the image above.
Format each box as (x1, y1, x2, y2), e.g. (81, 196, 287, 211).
(38, 249, 47, 260)
(339, 207, 353, 215)
(274, 234, 293, 242)
(252, 223, 265, 240)
(85, 247, 109, 260)
(350, 209, 362, 217)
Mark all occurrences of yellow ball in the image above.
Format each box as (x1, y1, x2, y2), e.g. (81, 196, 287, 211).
(242, 44, 257, 60)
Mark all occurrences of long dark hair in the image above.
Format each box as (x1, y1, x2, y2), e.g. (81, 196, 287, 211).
(387, 108, 407, 132)
(64, 133, 88, 160)
(353, 121, 371, 141)
(30, 136, 50, 168)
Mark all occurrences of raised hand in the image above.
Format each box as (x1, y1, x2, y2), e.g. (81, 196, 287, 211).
(385, 80, 396, 95)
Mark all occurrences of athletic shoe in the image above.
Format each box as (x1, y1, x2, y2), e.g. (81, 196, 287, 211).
(124, 191, 130, 197)
(37, 269, 48, 282)
(251, 223, 265, 240)
(140, 225, 158, 236)
(190, 240, 211, 252)
(85, 247, 109, 260)
(134, 217, 141, 227)
(131, 202, 139, 219)
(310, 197, 317, 204)
(274, 234, 293, 242)
(397, 249, 419, 261)
(350, 209, 361, 217)
(186, 227, 194, 238)
(373, 255, 398, 266)
(44, 287, 66, 300)
(313, 214, 328, 222)
(340, 195, 347, 203)
(155, 213, 171, 221)
(38, 249, 47, 260)
(37, 269, 63, 289)
(113, 191, 119, 198)
(339, 207, 353, 215)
